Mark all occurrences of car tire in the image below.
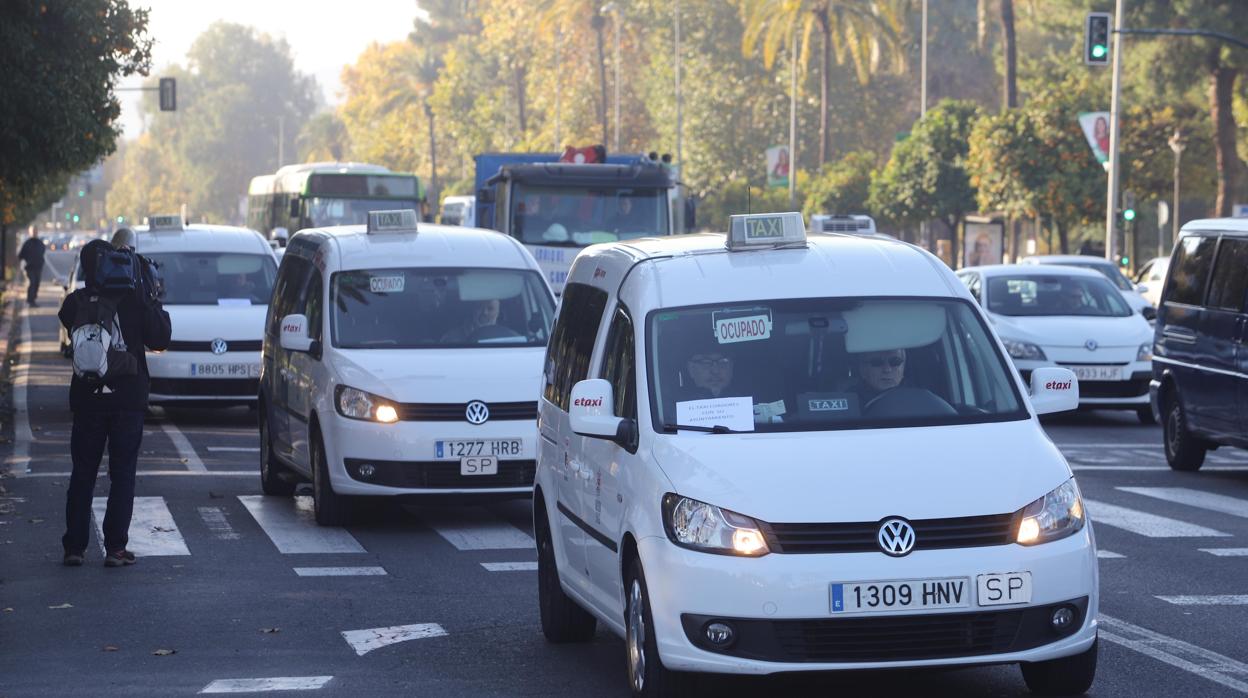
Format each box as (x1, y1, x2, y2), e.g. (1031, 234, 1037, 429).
(259, 408, 295, 497)
(1136, 406, 1156, 425)
(1020, 637, 1098, 696)
(311, 433, 350, 526)
(1163, 396, 1206, 472)
(536, 507, 596, 643)
(624, 556, 698, 698)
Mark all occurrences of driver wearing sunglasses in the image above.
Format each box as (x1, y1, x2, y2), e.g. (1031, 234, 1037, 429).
(855, 348, 907, 401)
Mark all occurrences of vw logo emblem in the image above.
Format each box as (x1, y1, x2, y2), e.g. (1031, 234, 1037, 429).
(210, 338, 228, 355)
(465, 400, 490, 425)
(878, 518, 916, 557)
(1085, 339, 1098, 351)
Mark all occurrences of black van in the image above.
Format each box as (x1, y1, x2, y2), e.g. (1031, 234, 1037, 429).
(1151, 220, 1248, 471)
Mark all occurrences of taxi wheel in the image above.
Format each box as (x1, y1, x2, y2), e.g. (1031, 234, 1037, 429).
(1136, 406, 1156, 425)
(624, 557, 697, 698)
(259, 410, 295, 497)
(1163, 397, 1206, 472)
(537, 510, 596, 643)
(1020, 637, 1097, 696)
(311, 434, 350, 526)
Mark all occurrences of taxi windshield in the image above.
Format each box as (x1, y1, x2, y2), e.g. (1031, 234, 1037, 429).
(510, 185, 668, 246)
(330, 267, 555, 349)
(987, 275, 1131, 317)
(145, 252, 276, 305)
(307, 197, 421, 228)
(647, 297, 1026, 433)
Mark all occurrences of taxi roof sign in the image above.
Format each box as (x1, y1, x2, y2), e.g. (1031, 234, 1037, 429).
(367, 209, 419, 234)
(727, 212, 806, 250)
(147, 214, 184, 231)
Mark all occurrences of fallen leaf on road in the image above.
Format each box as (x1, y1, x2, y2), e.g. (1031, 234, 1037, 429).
(48, 603, 73, 609)
(260, 627, 281, 634)
(152, 526, 174, 533)
(3, 607, 14, 612)
(179, 458, 188, 464)
(28, 518, 43, 524)
(31, 426, 41, 432)
(208, 491, 224, 499)
(102, 645, 119, 652)
(152, 648, 177, 656)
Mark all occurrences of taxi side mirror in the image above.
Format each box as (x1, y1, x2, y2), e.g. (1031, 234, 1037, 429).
(1029, 367, 1079, 415)
(280, 313, 315, 353)
(570, 379, 635, 447)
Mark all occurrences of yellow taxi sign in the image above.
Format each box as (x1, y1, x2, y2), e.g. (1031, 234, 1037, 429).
(727, 212, 806, 250)
(147, 214, 184, 231)
(367, 209, 419, 234)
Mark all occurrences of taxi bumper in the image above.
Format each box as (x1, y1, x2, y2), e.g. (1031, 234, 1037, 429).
(636, 525, 1098, 674)
(147, 350, 261, 403)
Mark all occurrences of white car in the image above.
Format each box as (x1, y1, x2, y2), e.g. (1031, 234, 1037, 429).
(1020, 254, 1155, 321)
(1133, 256, 1168, 308)
(958, 264, 1154, 423)
(136, 215, 277, 406)
(536, 213, 1097, 697)
(260, 210, 556, 525)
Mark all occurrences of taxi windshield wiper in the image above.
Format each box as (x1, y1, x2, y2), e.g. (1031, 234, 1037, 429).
(661, 423, 740, 434)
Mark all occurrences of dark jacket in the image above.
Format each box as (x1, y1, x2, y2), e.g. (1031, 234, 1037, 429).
(58, 240, 172, 412)
(19, 237, 45, 270)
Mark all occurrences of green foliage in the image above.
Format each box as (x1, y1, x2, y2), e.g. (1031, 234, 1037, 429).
(697, 171, 810, 232)
(803, 151, 875, 217)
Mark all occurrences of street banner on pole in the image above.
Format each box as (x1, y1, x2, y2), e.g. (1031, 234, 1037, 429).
(1078, 112, 1111, 164)
(765, 146, 790, 188)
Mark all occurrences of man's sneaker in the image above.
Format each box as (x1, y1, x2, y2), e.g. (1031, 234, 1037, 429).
(62, 550, 85, 567)
(103, 550, 136, 567)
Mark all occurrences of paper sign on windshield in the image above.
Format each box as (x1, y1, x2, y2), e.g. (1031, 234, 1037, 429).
(369, 276, 405, 293)
(714, 313, 772, 344)
(675, 397, 754, 434)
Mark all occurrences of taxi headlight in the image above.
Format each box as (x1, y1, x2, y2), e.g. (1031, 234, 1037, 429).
(335, 385, 400, 423)
(1137, 342, 1153, 361)
(661, 494, 769, 557)
(1002, 338, 1047, 361)
(1016, 479, 1085, 545)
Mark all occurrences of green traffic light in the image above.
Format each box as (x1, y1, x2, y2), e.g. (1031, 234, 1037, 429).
(77, 190, 85, 197)
(1092, 45, 1107, 59)
(1123, 209, 1136, 221)
(1120, 256, 1130, 266)
(72, 214, 80, 223)
(116, 215, 125, 223)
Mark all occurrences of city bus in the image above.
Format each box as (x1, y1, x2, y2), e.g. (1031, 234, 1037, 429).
(246, 163, 425, 242)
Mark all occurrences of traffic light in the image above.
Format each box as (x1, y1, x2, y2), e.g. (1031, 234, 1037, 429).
(159, 77, 177, 112)
(1122, 190, 1137, 221)
(72, 214, 80, 224)
(116, 215, 125, 224)
(77, 189, 85, 197)
(1120, 256, 1130, 267)
(1085, 13, 1111, 66)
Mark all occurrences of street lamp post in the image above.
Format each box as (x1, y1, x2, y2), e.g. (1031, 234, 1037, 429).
(1168, 127, 1186, 248)
(1103, 0, 1125, 262)
(674, 0, 682, 169)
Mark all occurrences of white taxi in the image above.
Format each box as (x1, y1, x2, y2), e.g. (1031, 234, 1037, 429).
(534, 213, 1097, 696)
(136, 215, 277, 406)
(259, 210, 555, 525)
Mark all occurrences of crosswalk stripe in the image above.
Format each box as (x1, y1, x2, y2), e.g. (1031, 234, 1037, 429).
(1084, 499, 1231, 538)
(341, 623, 447, 656)
(1099, 614, 1248, 694)
(200, 677, 333, 693)
(198, 507, 240, 540)
(294, 567, 387, 577)
(1118, 487, 1248, 519)
(481, 561, 538, 571)
(425, 508, 534, 550)
(160, 422, 207, 472)
(237, 496, 365, 554)
(92, 496, 190, 556)
(1096, 549, 1125, 559)
(1156, 595, 1248, 606)
(1200, 548, 1248, 557)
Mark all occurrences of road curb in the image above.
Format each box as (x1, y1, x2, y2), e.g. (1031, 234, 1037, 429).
(0, 284, 24, 480)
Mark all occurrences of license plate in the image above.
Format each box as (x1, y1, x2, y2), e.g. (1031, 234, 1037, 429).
(435, 439, 522, 460)
(1068, 365, 1122, 381)
(460, 456, 498, 476)
(976, 572, 1033, 606)
(831, 577, 970, 614)
(190, 363, 259, 378)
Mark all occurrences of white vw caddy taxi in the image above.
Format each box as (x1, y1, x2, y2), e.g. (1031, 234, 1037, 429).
(533, 213, 1097, 697)
(260, 210, 556, 525)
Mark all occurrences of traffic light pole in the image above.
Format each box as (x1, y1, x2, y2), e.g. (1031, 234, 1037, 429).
(1103, 0, 1125, 263)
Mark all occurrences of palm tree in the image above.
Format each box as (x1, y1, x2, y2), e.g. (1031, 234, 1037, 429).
(998, 0, 1017, 110)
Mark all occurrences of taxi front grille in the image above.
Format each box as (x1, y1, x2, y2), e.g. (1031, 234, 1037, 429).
(344, 458, 536, 489)
(1078, 372, 1150, 398)
(165, 339, 263, 352)
(761, 513, 1017, 554)
(149, 377, 259, 397)
(394, 401, 538, 422)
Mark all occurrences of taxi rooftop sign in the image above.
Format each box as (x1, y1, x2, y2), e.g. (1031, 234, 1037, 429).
(147, 214, 184, 231)
(367, 209, 419, 234)
(727, 212, 806, 251)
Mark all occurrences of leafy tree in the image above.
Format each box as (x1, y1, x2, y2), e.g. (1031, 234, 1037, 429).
(296, 113, 350, 163)
(803, 150, 875, 216)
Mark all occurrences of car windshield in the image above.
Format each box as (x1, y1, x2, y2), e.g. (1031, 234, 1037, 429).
(307, 197, 421, 228)
(510, 185, 668, 246)
(647, 297, 1026, 433)
(1049, 260, 1133, 291)
(331, 267, 555, 349)
(146, 252, 277, 305)
(987, 275, 1131, 317)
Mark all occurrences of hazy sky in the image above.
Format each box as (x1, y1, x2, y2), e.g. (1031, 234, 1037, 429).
(118, 0, 421, 138)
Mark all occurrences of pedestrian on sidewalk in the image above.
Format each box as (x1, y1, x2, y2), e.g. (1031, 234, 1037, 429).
(58, 238, 171, 567)
(18, 226, 46, 306)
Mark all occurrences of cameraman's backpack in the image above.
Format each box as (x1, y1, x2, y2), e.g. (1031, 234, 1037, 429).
(70, 294, 137, 386)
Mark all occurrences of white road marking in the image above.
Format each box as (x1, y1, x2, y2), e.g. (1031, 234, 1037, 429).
(23, 470, 255, 477)
(6, 309, 33, 476)
(1073, 465, 1248, 472)
(1084, 500, 1231, 538)
(159, 421, 207, 472)
(341, 623, 447, 656)
(294, 567, 387, 577)
(1201, 548, 1248, 557)
(1099, 614, 1248, 694)
(207, 446, 260, 453)
(1156, 595, 1248, 606)
(199, 676, 333, 693)
(481, 561, 538, 571)
(198, 507, 240, 540)
(1119, 487, 1248, 519)
(425, 508, 534, 550)
(1096, 549, 1125, 559)
(92, 496, 190, 556)
(237, 495, 365, 554)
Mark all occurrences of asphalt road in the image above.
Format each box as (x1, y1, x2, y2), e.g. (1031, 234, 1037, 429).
(2, 282, 1247, 697)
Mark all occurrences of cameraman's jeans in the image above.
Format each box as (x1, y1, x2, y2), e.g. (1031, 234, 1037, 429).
(62, 411, 145, 554)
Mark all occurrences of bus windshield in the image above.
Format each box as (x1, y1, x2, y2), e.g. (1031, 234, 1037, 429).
(510, 185, 668, 246)
(307, 197, 420, 228)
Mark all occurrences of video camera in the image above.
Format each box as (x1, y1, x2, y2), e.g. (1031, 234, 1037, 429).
(96, 229, 165, 303)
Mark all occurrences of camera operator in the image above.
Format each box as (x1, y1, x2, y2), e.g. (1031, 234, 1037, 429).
(58, 236, 171, 567)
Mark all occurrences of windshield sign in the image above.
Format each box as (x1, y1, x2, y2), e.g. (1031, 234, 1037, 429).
(146, 252, 276, 306)
(510, 185, 668, 246)
(987, 275, 1131, 317)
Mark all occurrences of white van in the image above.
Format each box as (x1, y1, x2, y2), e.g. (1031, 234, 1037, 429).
(136, 216, 277, 406)
(534, 213, 1097, 696)
(259, 210, 556, 525)
(440, 195, 476, 227)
